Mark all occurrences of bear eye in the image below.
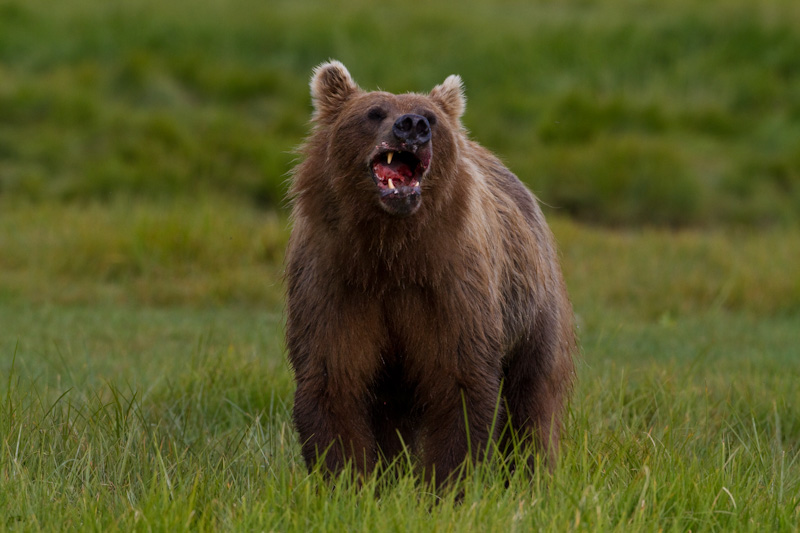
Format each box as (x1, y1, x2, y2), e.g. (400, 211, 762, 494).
(367, 107, 387, 121)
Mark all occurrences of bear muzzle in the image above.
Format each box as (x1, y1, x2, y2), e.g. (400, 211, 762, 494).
(370, 114, 433, 217)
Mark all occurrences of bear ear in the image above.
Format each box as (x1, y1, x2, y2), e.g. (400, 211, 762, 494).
(430, 74, 466, 120)
(310, 60, 360, 122)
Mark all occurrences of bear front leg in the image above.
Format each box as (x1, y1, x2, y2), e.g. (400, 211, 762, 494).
(293, 377, 377, 478)
(502, 326, 574, 471)
(503, 366, 562, 469)
(286, 288, 386, 480)
(417, 369, 503, 487)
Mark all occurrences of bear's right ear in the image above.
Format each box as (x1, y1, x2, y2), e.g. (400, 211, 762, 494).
(310, 60, 360, 123)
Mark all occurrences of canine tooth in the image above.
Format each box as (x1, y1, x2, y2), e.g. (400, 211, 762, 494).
(386, 151, 394, 164)
(387, 178, 395, 189)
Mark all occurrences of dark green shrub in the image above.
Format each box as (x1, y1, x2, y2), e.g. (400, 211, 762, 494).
(534, 137, 701, 226)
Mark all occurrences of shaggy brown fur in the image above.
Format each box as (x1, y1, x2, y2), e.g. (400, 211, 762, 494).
(286, 61, 576, 485)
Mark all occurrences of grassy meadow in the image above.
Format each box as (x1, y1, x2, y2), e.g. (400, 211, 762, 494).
(2, 0, 800, 531)
(2, 201, 799, 531)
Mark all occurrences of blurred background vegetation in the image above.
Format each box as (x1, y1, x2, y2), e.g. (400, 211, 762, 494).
(2, 0, 799, 227)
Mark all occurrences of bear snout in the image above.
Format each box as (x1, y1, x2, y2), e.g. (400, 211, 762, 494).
(392, 114, 432, 147)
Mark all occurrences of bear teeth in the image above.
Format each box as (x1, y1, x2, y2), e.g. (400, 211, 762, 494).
(387, 179, 395, 190)
(386, 151, 394, 164)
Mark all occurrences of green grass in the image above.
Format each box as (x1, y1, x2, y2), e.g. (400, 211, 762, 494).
(2, 0, 800, 225)
(2, 200, 799, 531)
(0, 199, 288, 308)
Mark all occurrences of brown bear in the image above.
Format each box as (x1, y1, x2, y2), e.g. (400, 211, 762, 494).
(286, 60, 576, 485)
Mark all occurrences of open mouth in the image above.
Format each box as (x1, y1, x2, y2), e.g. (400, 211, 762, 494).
(371, 149, 425, 195)
(369, 142, 432, 217)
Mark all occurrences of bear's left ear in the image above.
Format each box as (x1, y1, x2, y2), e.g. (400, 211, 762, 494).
(310, 60, 360, 123)
(430, 74, 466, 120)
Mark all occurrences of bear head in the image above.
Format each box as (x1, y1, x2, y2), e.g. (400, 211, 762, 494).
(307, 60, 467, 218)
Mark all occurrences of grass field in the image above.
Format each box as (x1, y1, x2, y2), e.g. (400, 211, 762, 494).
(2, 0, 800, 530)
(2, 200, 799, 531)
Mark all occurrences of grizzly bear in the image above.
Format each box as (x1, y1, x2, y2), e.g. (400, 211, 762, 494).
(286, 61, 576, 485)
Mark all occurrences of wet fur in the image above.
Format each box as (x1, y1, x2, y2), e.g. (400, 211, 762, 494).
(286, 61, 576, 485)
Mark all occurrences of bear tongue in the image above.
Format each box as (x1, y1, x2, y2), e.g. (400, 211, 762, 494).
(375, 162, 413, 185)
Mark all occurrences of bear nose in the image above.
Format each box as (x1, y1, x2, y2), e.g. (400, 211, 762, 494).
(392, 114, 431, 146)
